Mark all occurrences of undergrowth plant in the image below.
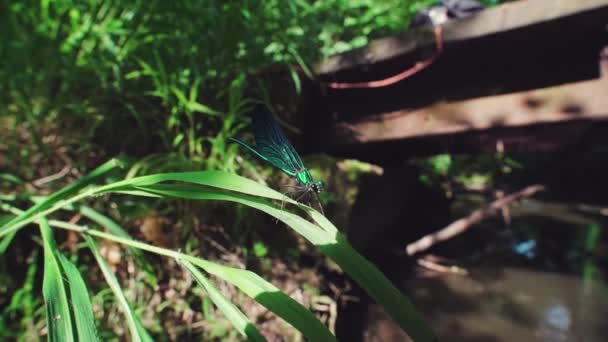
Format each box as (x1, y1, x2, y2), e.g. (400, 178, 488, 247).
(1, 1, 431, 166)
(0, 159, 434, 341)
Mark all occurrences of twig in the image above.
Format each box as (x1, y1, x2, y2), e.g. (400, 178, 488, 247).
(32, 166, 71, 187)
(68, 213, 82, 224)
(417, 258, 467, 276)
(406, 184, 545, 255)
(311, 295, 337, 335)
(198, 232, 231, 255)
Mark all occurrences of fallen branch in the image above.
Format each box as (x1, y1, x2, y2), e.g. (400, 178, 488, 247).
(417, 258, 468, 276)
(406, 184, 545, 255)
(32, 165, 71, 187)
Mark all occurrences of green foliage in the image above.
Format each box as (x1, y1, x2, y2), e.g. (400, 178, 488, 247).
(416, 152, 523, 193)
(181, 259, 266, 342)
(1, 0, 429, 170)
(0, 168, 434, 341)
(0, 159, 121, 254)
(84, 235, 153, 342)
(56, 253, 99, 341)
(40, 219, 75, 342)
(40, 218, 99, 342)
(428, 154, 452, 176)
(253, 242, 269, 258)
(78, 205, 157, 287)
(0, 250, 42, 341)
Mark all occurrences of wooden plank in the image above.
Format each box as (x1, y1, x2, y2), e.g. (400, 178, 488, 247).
(335, 77, 608, 142)
(303, 72, 608, 163)
(309, 0, 608, 118)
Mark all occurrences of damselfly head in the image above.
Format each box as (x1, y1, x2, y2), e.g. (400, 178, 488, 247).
(311, 180, 324, 194)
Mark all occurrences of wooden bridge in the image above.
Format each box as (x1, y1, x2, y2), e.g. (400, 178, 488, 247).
(291, 0, 608, 164)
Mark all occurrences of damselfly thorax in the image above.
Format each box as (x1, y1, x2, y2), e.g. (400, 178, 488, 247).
(294, 168, 323, 194)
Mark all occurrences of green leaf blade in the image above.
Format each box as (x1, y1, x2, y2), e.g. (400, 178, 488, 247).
(122, 178, 433, 340)
(181, 260, 266, 342)
(39, 219, 75, 342)
(56, 254, 99, 342)
(84, 235, 153, 342)
(185, 258, 336, 342)
(79, 205, 157, 287)
(131, 184, 333, 245)
(1, 159, 122, 247)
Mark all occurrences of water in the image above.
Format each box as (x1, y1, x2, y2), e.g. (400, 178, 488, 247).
(361, 267, 608, 341)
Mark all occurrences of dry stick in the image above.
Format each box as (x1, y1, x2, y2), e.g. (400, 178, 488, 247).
(406, 184, 546, 256)
(417, 258, 467, 275)
(32, 165, 71, 187)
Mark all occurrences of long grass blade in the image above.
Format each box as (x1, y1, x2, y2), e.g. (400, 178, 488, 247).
(8, 169, 432, 341)
(182, 257, 336, 342)
(127, 183, 433, 341)
(320, 235, 434, 342)
(101, 171, 292, 202)
(39, 218, 74, 342)
(131, 184, 333, 245)
(180, 259, 266, 342)
(84, 235, 153, 342)
(1, 159, 122, 252)
(0, 171, 290, 239)
(78, 205, 156, 287)
(56, 254, 99, 341)
(47, 220, 335, 342)
(8, 159, 121, 228)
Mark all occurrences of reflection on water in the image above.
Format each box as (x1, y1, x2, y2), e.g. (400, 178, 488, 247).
(539, 301, 570, 342)
(362, 268, 608, 342)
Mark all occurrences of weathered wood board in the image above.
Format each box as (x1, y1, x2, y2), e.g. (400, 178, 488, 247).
(309, 74, 608, 163)
(298, 0, 608, 163)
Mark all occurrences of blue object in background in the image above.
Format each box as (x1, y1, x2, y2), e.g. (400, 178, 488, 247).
(512, 239, 537, 259)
